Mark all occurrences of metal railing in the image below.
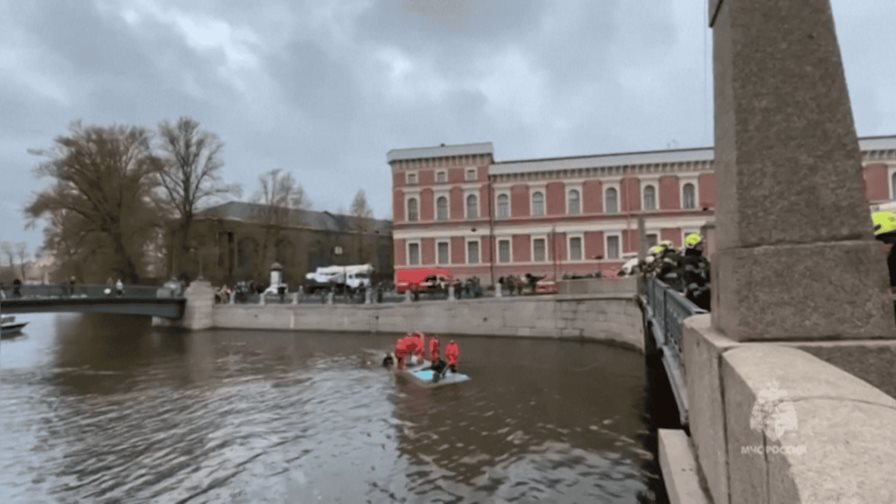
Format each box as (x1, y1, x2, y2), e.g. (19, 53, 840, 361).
(5, 284, 168, 300)
(643, 277, 707, 427)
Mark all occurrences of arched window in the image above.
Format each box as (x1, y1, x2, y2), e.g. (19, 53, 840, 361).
(643, 185, 656, 210)
(531, 191, 545, 216)
(466, 194, 478, 218)
(436, 196, 448, 220)
(605, 187, 618, 214)
(407, 197, 418, 222)
(682, 183, 696, 209)
(568, 189, 581, 215)
(497, 194, 510, 218)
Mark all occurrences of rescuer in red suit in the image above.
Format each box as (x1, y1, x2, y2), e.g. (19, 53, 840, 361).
(412, 331, 426, 361)
(395, 335, 424, 370)
(444, 340, 460, 373)
(428, 334, 440, 364)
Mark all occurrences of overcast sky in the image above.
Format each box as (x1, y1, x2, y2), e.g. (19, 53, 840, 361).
(1, 0, 894, 252)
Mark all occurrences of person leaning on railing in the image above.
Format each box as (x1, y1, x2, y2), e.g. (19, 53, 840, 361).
(872, 210, 896, 290)
(679, 233, 711, 311)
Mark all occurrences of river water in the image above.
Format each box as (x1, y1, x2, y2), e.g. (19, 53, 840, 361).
(0, 314, 669, 503)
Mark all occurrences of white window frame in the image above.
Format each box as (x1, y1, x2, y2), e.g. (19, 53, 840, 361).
(604, 232, 622, 260)
(434, 193, 449, 221)
(603, 182, 621, 214)
(530, 190, 546, 217)
(888, 164, 896, 200)
(405, 171, 418, 185)
(465, 238, 481, 264)
(680, 177, 700, 210)
(645, 232, 660, 249)
(641, 180, 659, 211)
(497, 238, 512, 264)
(495, 191, 511, 219)
(435, 239, 451, 265)
(566, 184, 583, 215)
(406, 240, 421, 266)
(435, 170, 448, 184)
(405, 195, 419, 222)
(531, 235, 548, 262)
(567, 233, 584, 262)
(465, 167, 477, 181)
(464, 191, 479, 219)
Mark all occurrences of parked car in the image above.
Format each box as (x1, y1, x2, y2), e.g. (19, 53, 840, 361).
(395, 268, 451, 294)
(535, 278, 558, 294)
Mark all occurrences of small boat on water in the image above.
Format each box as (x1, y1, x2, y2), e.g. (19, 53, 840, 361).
(1, 316, 28, 337)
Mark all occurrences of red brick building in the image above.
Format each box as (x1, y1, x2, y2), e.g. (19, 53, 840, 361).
(390, 136, 896, 285)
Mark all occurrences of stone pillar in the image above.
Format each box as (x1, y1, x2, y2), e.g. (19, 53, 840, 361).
(153, 280, 215, 331)
(404, 290, 412, 303)
(364, 288, 372, 304)
(229, 291, 235, 305)
(495, 283, 502, 298)
(327, 291, 334, 305)
(259, 292, 265, 305)
(447, 284, 456, 301)
(292, 292, 299, 305)
(637, 216, 647, 262)
(709, 0, 894, 342)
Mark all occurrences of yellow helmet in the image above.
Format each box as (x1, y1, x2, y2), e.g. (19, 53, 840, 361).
(684, 233, 703, 249)
(649, 245, 665, 255)
(872, 210, 896, 237)
(659, 240, 673, 248)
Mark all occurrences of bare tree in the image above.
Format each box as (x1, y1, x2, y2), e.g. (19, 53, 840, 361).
(349, 189, 373, 220)
(251, 169, 311, 280)
(155, 116, 240, 278)
(15, 242, 28, 280)
(25, 122, 161, 283)
(0, 242, 13, 269)
(349, 189, 375, 262)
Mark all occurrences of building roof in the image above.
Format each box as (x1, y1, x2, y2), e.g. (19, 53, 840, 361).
(859, 135, 896, 153)
(387, 142, 494, 163)
(491, 146, 714, 175)
(490, 134, 896, 175)
(195, 201, 392, 234)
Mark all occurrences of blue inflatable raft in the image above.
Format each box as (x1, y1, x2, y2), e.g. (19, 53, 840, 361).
(400, 361, 470, 387)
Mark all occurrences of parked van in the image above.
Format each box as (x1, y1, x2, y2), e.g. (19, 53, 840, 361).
(394, 268, 451, 294)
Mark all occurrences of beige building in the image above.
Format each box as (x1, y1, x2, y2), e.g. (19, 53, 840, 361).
(186, 202, 393, 287)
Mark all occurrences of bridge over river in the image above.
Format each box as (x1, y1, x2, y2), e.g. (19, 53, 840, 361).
(0, 284, 185, 319)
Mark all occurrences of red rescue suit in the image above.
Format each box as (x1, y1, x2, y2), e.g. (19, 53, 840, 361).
(428, 336, 440, 363)
(394, 337, 420, 370)
(444, 340, 459, 370)
(412, 331, 426, 359)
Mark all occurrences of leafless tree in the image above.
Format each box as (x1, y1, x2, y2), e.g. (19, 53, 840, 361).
(349, 189, 373, 220)
(0, 242, 14, 271)
(25, 122, 161, 283)
(349, 189, 375, 261)
(15, 242, 28, 279)
(155, 116, 240, 278)
(252, 169, 311, 279)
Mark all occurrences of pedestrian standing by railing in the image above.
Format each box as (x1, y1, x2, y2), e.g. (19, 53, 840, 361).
(872, 210, 896, 290)
(679, 233, 711, 311)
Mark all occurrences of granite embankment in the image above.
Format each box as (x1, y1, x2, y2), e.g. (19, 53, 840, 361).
(213, 294, 644, 350)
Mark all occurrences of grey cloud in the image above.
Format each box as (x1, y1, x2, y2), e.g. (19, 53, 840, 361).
(0, 0, 893, 250)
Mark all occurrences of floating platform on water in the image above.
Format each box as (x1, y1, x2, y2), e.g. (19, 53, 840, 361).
(399, 361, 470, 387)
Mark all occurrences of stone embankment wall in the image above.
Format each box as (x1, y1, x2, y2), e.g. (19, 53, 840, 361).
(212, 293, 644, 350)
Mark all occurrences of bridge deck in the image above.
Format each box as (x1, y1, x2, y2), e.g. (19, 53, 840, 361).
(0, 284, 185, 319)
(641, 278, 706, 428)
